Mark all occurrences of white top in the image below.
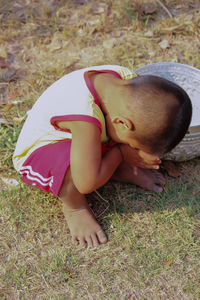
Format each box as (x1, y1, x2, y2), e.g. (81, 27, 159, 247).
(13, 65, 135, 171)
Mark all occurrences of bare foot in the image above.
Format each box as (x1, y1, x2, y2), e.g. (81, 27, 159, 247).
(113, 163, 166, 193)
(62, 201, 107, 248)
(130, 168, 166, 193)
(59, 168, 107, 248)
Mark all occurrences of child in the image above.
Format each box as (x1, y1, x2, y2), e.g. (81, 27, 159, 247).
(13, 65, 192, 248)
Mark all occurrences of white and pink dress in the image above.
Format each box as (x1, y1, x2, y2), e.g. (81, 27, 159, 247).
(13, 65, 135, 196)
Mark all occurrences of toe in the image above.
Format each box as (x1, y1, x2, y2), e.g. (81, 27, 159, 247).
(151, 171, 166, 185)
(97, 230, 107, 244)
(156, 173, 166, 185)
(91, 233, 100, 248)
(153, 184, 163, 193)
(85, 235, 94, 248)
(72, 235, 79, 245)
(79, 237, 87, 248)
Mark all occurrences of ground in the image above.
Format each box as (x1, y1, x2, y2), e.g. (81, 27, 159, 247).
(0, 0, 200, 299)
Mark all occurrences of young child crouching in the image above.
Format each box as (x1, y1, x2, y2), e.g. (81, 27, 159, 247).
(13, 65, 192, 248)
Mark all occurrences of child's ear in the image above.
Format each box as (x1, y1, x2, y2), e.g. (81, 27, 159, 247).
(112, 116, 134, 130)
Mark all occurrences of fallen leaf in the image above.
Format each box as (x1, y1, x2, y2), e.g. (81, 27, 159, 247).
(159, 39, 170, 49)
(87, 19, 101, 26)
(7, 90, 20, 101)
(103, 38, 118, 49)
(164, 258, 174, 269)
(0, 103, 14, 112)
(143, 3, 157, 15)
(144, 30, 154, 37)
(0, 67, 18, 82)
(0, 57, 9, 69)
(0, 49, 8, 59)
(13, 115, 25, 123)
(91, 4, 106, 14)
(12, 100, 22, 105)
(149, 50, 156, 56)
(1, 177, 19, 187)
(13, 3, 27, 23)
(162, 161, 182, 177)
(0, 117, 12, 125)
(49, 33, 64, 52)
(161, 25, 185, 33)
(75, 0, 86, 4)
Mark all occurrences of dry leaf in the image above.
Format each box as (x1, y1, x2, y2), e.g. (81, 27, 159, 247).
(1, 177, 19, 187)
(164, 258, 174, 269)
(162, 161, 182, 177)
(0, 103, 14, 112)
(12, 100, 21, 104)
(91, 4, 106, 14)
(103, 38, 118, 49)
(75, 0, 86, 4)
(0, 67, 18, 82)
(159, 39, 170, 49)
(13, 116, 25, 123)
(0, 117, 12, 125)
(13, 3, 27, 23)
(87, 19, 101, 26)
(7, 90, 20, 101)
(144, 30, 154, 37)
(0, 57, 9, 69)
(0, 49, 8, 59)
(161, 24, 185, 33)
(143, 3, 157, 15)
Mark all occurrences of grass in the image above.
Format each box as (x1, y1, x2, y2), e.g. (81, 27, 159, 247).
(0, 0, 200, 299)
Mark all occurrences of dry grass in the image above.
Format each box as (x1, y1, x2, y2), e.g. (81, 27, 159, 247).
(0, 0, 200, 299)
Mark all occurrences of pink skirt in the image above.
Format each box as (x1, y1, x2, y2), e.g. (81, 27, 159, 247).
(19, 140, 71, 196)
(19, 139, 116, 196)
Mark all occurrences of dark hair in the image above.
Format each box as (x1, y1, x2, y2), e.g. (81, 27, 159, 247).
(126, 75, 192, 154)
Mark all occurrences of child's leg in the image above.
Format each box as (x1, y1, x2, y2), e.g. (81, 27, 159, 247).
(59, 168, 107, 248)
(112, 162, 166, 193)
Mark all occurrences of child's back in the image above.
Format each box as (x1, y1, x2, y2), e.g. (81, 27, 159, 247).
(13, 65, 133, 177)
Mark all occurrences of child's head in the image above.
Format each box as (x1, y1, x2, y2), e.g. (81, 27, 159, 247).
(107, 75, 192, 156)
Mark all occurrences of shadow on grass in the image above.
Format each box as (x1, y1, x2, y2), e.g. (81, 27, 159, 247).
(88, 157, 200, 222)
(1, 157, 199, 240)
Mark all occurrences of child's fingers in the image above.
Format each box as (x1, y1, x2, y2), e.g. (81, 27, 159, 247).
(141, 163, 160, 170)
(138, 151, 161, 165)
(148, 157, 161, 164)
(152, 164, 160, 170)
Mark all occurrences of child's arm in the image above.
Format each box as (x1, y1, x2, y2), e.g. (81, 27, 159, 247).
(58, 120, 123, 194)
(57, 121, 161, 194)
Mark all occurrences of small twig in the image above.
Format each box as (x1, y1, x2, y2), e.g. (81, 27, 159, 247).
(97, 204, 110, 218)
(41, 274, 51, 289)
(0, 82, 9, 86)
(156, 0, 173, 18)
(94, 190, 110, 218)
(94, 190, 109, 204)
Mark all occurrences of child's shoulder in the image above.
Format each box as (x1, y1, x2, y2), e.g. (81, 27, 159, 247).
(80, 64, 134, 76)
(47, 65, 135, 89)
(68, 65, 134, 78)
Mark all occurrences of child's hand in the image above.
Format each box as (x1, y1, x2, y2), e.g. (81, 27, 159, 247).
(119, 144, 161, 170)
